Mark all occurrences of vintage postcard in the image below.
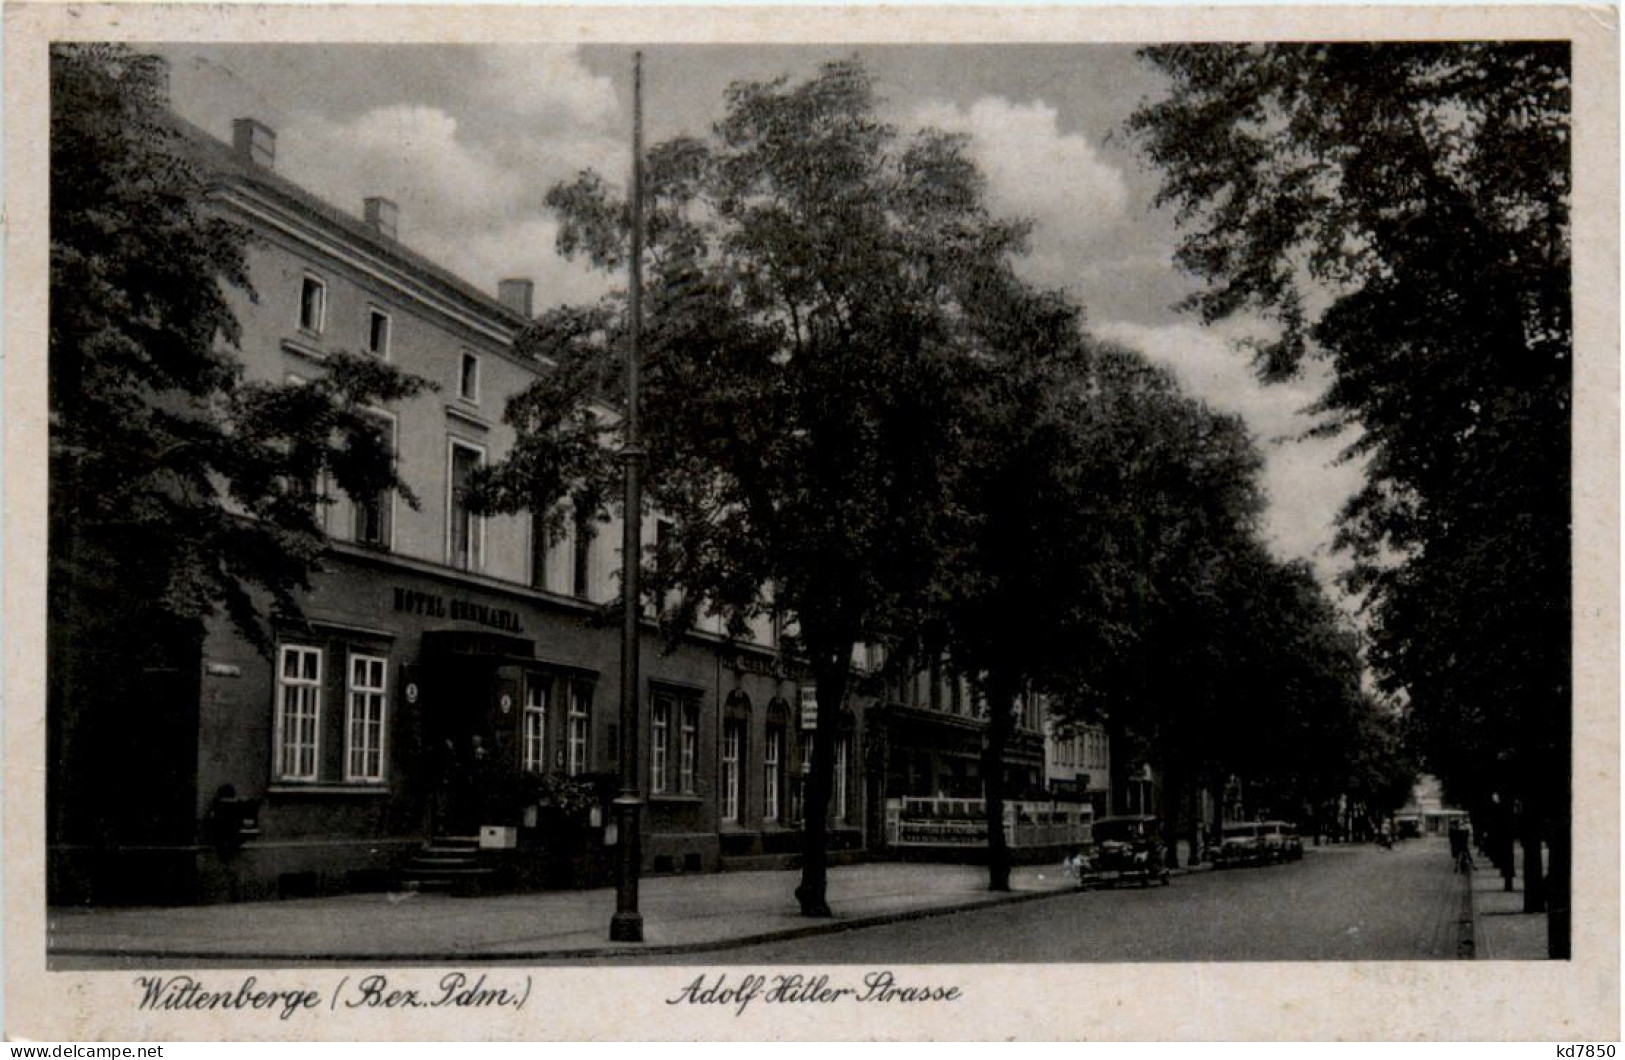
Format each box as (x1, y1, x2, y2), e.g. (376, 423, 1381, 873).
(4, 2, 1618, 1042)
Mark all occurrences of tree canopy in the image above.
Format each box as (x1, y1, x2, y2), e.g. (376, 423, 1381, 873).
(1129, 42, 1570, 951)
(50, 43, 430, 656)
(474, 60, 1049, 914)
(482, 57, 1422, 905)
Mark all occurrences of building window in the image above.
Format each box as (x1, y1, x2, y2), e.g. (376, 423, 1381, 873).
(1020, 692, 1039, 731)
(345, 653, 388, 782)
(522, 680, 547, 773)
(275, 645, 322, 781)
(284, 375, 326, 530)
(567, 681, 591, 776)
(366, 307, 391, 358)
(721, 720, 743, 822)
(651, 696, 670, 794)
(530, 513, 548, 590)
(833, 736, 850, 822)
(448, 439, 484, 571)
(763, 726, 783, 823)
(653, 518, 674, 615)
(458, 351, 480, 403)
(297, 470, 325, 529)
(298, 275, 326, 335)
(679, 700, 698, 794)
(571, 501, 593, 599)
(352, 412, 395, 550)
(651, 691, 697, 795)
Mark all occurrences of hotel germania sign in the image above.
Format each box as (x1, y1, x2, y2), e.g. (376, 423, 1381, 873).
(392, 587, 523, 633)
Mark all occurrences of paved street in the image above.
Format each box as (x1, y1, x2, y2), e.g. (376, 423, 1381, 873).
(632, 837, 1466, 964)
(51, 837, 1480, 968)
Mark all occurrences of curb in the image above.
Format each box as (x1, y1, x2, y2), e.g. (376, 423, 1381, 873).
(50, 883, 1085, 964)
(1457, 864, 1477, 959)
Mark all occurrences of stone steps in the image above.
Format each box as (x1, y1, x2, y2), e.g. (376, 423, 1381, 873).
(399, 836, 499, 896)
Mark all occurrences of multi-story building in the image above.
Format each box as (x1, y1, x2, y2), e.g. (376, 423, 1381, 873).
(1043, 714, 1112, 817)
(875, 659, 1047, 813)
(48, 113, 869, 904)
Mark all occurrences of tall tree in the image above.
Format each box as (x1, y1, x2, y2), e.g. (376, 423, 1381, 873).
(1129, 43, 1571, 954)
(50, 45, 429, 847)
(1224, 555, 1411, 833)
(472, 61, 1030, 915)
(1067, 345, 1267, 860)
(924, 284, 1117, 891)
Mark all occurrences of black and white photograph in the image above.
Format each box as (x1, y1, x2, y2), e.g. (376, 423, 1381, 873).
(5, 2, 1617, 1042)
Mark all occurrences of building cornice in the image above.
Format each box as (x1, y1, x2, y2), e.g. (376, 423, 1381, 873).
(214, 184, 525, 355)
(319, 540, 783, 662)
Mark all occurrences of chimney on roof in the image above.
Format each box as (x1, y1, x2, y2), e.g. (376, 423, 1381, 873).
(232, 118, 276, 169)
(498, 278, 535, 318)
(363, 197, 399, 241)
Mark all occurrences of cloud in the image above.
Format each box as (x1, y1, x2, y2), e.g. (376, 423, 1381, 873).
(471, 47, 621, 132)
(153, 44, 631, 309)
(281, 106, 522, 230)
(1094, 318, 1324, 443)
(1094, 318, 1367, 577)
(909, 96, 1130, 289)
(274, 92, 623, 305)
(414, 217, 612, 309)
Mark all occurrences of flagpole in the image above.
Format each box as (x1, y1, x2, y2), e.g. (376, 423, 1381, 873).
(609, 49, 647, 944)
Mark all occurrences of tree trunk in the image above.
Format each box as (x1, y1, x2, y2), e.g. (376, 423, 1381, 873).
(1185, 782, 1202, 866)
(1543, 669, 1573, 957)
(981, 681, 1014, 892)
(795, 646, 850, 917)
(1547, 793, 1571, 958)
(1520, 802, 1546, 914)
(1105, 716, 1131, 816)
(1159, 758, 1181, 869)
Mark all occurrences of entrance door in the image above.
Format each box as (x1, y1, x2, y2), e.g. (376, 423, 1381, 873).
(428, 659, 523, 834)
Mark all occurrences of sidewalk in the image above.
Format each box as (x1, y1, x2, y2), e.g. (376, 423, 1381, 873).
(1469, 845, 1549, 960)
(49, 861, 1076, 964)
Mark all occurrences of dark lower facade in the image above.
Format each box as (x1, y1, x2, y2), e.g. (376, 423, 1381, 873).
(48, 544, 871, 905)
(880, 704, 1045, 802)
(874, 702, 1046, 861)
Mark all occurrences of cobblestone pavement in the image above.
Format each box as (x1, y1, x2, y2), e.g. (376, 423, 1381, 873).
(626, 836, 1469, 963)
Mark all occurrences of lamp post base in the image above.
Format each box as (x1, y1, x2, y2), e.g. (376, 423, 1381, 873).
(609, 911, 645, 943)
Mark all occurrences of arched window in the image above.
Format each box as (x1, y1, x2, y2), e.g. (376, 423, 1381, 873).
(721, 691, 752, 823)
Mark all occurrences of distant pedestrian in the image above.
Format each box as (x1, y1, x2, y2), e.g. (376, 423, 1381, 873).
(1448, 820, 1471, 873)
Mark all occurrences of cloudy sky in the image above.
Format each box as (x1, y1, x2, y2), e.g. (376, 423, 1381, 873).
(152, 42, 1365, 585)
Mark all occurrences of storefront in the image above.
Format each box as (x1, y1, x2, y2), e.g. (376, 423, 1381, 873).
(52, 543, 843, 904)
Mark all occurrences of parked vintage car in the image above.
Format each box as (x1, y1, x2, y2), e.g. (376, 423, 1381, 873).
(1213, 822, 1267, 867)
(1258, 820, 1304, 862)
(1074, 815, 1170, 888)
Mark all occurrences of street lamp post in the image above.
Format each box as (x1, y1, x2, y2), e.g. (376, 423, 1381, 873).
(609, 50, 647, 945)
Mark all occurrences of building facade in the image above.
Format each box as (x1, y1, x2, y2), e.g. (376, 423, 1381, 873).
(876, 661, 1047, 820)
(1043, 715, 1112, 818)
(48, 115, 868, 904)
